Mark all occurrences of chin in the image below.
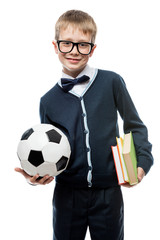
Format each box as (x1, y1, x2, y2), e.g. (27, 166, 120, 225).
(63, 64, 86, 77)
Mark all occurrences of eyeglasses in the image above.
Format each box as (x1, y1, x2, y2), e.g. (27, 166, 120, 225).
(57, 40, 94, 55)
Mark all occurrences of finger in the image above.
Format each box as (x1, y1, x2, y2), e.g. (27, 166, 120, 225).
(15, 168, 30, 178)
(43, 176, 54, 185)
(38, 175, 54, 185)
(137, 167, 145, 183)
(30, 174, 40, 184)
(38, 175, 51, 185)
(14, 167, 23, 173)
(122, 183, 132, 188)
(138, 175, 143, 183)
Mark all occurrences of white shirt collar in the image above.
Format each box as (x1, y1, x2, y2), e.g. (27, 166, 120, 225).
(58, 65, 98, 96)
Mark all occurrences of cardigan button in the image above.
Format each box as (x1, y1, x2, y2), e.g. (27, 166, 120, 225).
(79, 96, 83, 101)
(88, 166, 92, 171)
(86, 147, 90, 152)
(88, 182, 92, 187)
(82, 113, 86, 117)
(84, 129, 88, 134)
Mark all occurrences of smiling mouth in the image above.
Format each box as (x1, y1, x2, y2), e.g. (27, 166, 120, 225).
(67, 58, 81, 63)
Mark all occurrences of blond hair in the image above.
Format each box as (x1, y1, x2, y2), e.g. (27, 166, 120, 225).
(55, 10, 97, 43)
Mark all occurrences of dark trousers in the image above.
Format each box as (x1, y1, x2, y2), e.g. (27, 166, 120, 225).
(53, 183, 124, 240)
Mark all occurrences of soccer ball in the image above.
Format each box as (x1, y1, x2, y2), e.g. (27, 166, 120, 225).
(17, 124, 71, 177)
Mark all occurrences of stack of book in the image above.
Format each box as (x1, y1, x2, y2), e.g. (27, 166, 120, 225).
(111, 132, 138, 185)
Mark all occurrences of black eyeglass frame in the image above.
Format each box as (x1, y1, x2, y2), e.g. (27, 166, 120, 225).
(57, 40, 95, 55)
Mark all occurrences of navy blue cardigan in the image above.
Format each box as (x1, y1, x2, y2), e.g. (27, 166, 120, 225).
(40, 69, 153, 188)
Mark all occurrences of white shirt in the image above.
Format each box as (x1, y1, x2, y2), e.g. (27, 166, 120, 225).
(58, 65, 98, 96)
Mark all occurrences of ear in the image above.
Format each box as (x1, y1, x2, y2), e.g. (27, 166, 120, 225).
(52, 40, 58, 54)
(89, 44, 97, 58)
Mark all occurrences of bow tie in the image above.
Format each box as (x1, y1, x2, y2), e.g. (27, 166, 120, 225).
(61, 75, 90, 92)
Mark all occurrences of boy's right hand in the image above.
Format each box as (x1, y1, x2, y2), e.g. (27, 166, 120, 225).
(15, 168, 54, 185)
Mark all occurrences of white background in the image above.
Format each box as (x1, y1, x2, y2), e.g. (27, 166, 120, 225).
(0, 0, 160, 239)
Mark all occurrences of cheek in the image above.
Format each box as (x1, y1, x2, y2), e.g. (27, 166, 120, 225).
(58, 53, 66, 62)
(82, 56, 89, 63)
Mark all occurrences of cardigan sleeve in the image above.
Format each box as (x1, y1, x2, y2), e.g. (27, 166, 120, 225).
(113, 75, 154, 174)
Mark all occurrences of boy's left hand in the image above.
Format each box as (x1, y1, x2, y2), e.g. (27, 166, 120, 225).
(122, 167, 145, 188)
(137, 167, 145, 183)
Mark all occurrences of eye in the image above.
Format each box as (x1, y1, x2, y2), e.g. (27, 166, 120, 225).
(62, 41, 72, 46)
(79, 43, 89, 48)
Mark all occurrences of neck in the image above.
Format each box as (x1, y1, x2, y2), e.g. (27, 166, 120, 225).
(62, 65, 87, 78)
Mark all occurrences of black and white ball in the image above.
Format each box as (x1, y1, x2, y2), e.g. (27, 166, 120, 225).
(17, 124, 71, 177)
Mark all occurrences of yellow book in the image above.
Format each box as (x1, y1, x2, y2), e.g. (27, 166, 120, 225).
(116, 137, 129, 182)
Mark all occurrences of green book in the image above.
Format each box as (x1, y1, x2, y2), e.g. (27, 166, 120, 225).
(122, 132, 138, 185)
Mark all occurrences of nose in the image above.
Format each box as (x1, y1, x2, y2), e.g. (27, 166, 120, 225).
(71, 44, 79, 54)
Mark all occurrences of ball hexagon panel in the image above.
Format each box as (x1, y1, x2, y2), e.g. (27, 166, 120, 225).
(28, 131, 48, 150)
(37, 162, 57, 177)
(21, 160, 37, 176)
(17, 141, 31, 161)
(32, 123, 54, 132)
(42, 142, 63, 164)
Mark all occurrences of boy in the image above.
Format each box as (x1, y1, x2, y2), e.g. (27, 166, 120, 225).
(15, 10, 153, 240)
